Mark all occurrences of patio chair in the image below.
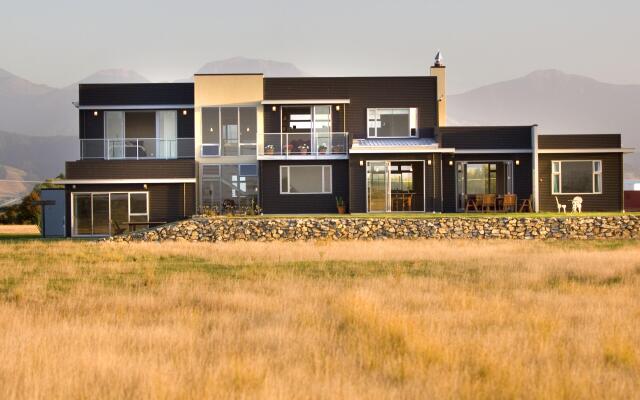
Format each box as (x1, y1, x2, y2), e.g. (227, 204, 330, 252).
(519, 196, 532, 212)
(571, 196, 583, 213)
(111, 219, 126, 235)
(464, 194, 478, 212)
(482, 194, 497, 212)
(503, 194, 517, 212)
(555, 196, 567, 213)
(474, 194, 483, 212)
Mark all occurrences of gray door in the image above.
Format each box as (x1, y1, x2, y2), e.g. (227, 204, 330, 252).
(41, 189, 66, 237)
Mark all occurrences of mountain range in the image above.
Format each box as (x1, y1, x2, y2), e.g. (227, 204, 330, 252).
(0, 58, 638, 201)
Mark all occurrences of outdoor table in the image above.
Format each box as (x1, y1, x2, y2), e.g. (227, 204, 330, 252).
(126, 221, 166, 232)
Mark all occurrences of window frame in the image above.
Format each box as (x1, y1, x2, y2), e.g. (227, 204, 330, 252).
(367, 108, 418, 138)
(200, 106, 258, 157)
(70, 191, 149, 237)
(279, 165, 332, 195)
(551, 160, 603, 195)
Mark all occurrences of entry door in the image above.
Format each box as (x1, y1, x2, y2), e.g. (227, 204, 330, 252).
(41, 189, 66, 237)
(367, 161, 389, 212)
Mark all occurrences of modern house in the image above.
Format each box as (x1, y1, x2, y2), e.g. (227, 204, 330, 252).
(51, 54, 633, 237)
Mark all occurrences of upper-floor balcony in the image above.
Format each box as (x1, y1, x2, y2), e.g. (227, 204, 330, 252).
(258, 132, 349, 160)
(80, 138, 195, 160)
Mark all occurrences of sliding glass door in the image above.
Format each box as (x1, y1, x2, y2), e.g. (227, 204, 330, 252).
(367, 162, 388, 212)
(72, 192, 149, 236)
(455, 161, 514, 211)
(367, 161, 424, 212)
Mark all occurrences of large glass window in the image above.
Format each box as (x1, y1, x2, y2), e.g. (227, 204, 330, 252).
(201, 164, 258, 209)
(201, 107, 257, 157)
(104, 111, 177, 159)
(465, 163, 497, 195)
(71, 192, 149, 236)
(552, 160, 602, 194)
(367, 108, 417, 137)
(280, 165, 332, 194)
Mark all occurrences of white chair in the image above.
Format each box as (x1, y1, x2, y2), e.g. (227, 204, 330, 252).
(555, 196, 567, 213)
(572, 196, 583, 213)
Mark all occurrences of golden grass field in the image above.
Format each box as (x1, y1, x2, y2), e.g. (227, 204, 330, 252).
(0, 226, 639, 399)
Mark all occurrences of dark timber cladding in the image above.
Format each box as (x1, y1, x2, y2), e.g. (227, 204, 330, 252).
(538, 134, 621, 149)
(65, 160, 196, 180)
(64, 183, 196, 236)
(259, 160, 348, 214)
(348, 153, 441, 213)
(439, 126, 533, 149)
(78, 83, 194, 106)
(538, 153, 623, 211)
(264, 77, 438, 138)
(441, 153, 533, 213)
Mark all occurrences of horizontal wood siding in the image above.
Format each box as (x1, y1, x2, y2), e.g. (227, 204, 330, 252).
(538, 134, 621, 149)
(538, 153, 623, 211)
(264, 77, 437, 140)
(65, 183, 195, 236)
(65, 160, 196, 179)
(439, 126, 533, 149)
(442, 153, 533, 212)
(259, 160, 348, 214)
(80, 110, 104, 139)
(348, 153, 440, 213)
(78, 83, 194, 106)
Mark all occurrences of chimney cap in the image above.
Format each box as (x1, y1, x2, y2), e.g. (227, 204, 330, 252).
(434, 50, 444, 67)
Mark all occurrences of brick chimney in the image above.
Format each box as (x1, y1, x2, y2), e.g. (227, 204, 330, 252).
(430, 51, 446, 127)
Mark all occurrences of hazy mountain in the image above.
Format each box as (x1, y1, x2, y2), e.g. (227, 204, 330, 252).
(448, 69, 640, 176)
(0, 68, 150, 137)
(0, 131, 76, 178)
(197, 57, 306, 77)
(0, 130, 77, 199)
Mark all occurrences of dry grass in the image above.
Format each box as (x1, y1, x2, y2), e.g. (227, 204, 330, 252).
(0, 224, 39, 235)
(0, 239, 639, 399)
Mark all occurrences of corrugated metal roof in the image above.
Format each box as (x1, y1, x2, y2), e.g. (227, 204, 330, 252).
(353, 138, 438, 147)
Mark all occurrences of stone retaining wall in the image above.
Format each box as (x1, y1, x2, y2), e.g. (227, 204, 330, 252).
(109, 216, 640, 242)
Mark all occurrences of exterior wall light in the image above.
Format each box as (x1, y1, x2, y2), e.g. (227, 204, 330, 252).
(359, 160, 364, 167)
(272, 106, 277, 112)
(515, 159, 520, 166)
(143, 184, 148, 189)
(93, 111, 99, 117)
(448, 160, 454, 166)
(182, 110, 188, 116)
(336, 105, 341, 111)
(427, 159, 432, 166)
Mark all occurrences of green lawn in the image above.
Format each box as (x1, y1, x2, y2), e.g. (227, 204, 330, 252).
(214, 211, 639, 219)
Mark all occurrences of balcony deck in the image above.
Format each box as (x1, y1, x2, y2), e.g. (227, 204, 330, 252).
(258, 132, 349, 160)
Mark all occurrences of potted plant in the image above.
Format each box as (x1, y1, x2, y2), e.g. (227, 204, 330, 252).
(318, 143, 328, 154)
(336, 196, 346, 214)
(332, 144, 345, 154)
(264, 144, 276, 155)
(298, 143, 310, 155)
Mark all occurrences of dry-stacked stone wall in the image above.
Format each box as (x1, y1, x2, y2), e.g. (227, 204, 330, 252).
(108, 216, 640, 242)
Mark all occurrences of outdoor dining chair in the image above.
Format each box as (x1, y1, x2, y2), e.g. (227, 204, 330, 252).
(482, 194, 496, 212)
(503, 194, 517, 212)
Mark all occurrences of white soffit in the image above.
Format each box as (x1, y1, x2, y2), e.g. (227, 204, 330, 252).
(261, 99, 350, 105)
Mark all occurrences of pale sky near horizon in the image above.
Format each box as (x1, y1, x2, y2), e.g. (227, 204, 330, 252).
(0, 0, 638, 94)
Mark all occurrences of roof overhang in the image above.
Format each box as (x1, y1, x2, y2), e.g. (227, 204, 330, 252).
(75, 104, 193, 110)
(349, 147, 455, 154)
(261, 99, 350, 105)
(54, 178, 196, 185)
(538, 148, 634, 154)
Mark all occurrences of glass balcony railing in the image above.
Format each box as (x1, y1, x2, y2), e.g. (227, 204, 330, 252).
(259, 132, 349, 158)
(80, 138, 195, 160)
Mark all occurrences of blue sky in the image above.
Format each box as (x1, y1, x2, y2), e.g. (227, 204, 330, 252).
(0, 0, 637, 93)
